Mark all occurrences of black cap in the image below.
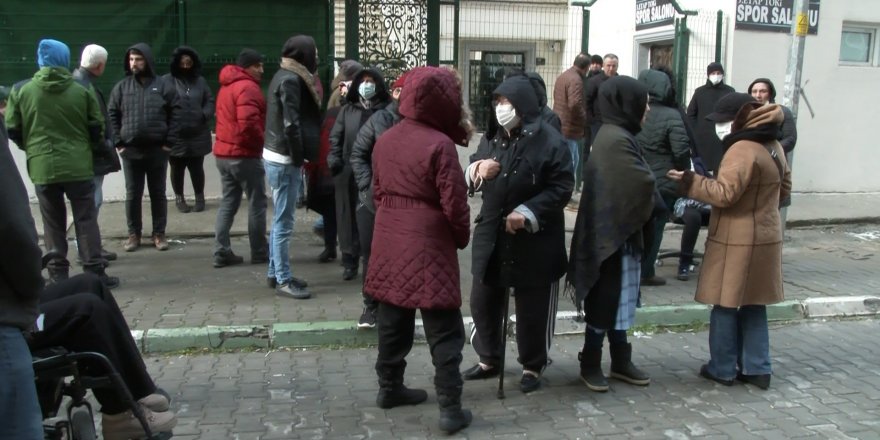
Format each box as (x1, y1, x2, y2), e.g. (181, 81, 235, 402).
(706, 92, 756, 123)
(236, 49, 263, 68)
(707, 62, 724, 75)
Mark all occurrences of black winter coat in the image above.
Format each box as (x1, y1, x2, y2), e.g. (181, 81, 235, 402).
(164, 46, 214, 157)
(686, 80, 735, 173)
(470, 76, 574, 289)
(327, 68, 391, 176)
(108, 43, 177, 159)
(636, 70, 690, 198)
(349, 100, 400, 213)
(0, 117, 43, 331)
(72, 67, 121, 175)
(263, 59, 322, 166)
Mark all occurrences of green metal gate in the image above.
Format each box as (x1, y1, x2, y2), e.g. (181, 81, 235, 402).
(468, 52, 525, 131)
(0, 1, 333, 99)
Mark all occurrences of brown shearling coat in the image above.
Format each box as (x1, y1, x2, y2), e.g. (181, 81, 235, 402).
(552, 66, 586, 139)
(683, 104, 792, 308)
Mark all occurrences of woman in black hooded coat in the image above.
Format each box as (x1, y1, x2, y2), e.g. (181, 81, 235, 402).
(567, 76, 656, 393)
(164, 46, 215, 213)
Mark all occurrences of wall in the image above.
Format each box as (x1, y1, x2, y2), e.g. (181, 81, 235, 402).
(580, 0, 880, 193)
(730, 0, 880, 192)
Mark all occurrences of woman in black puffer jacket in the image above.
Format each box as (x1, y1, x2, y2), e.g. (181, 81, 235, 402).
(164, 46, 215, 213)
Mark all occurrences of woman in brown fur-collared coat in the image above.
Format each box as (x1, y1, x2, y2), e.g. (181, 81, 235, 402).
(668, 93, 791, 391)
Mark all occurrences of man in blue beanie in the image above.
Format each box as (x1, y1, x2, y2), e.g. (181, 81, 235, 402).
(4, 38, 119, 288)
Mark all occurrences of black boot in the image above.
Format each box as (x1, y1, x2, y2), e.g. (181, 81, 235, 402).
(437, 387, 472, 435)
(342, 253, 358, 280)
(47, 267, 69, 285)
(609, 343, 650, 386)
(318, 245, 337, 263)
(85, 267, 120, 290)
(376, 368, 427, 409)
(376, 385, 428, 409)
(578, 349, 608, 392)
(193, 193, 206, 212)
(175, 194, 191, 213)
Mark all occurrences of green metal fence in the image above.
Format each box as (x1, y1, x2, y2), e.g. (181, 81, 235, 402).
(0, 0, 333, 101)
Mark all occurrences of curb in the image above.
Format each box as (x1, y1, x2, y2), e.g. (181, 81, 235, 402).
(132, 296, 879, 354)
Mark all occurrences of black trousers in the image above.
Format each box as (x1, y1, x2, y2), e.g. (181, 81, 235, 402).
(30, 274, 156, 414)
(375, 302, 465, 393)
(122, 151, 168, 236)
(680, 206, 710, 265)
(356, 203, 377, 310)
(169, 155, 206, 196)
(34, 180, 105, 272)
(470, 280, 559, 373)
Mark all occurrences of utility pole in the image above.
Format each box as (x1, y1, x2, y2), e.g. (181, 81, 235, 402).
(780, 0, 809, 230)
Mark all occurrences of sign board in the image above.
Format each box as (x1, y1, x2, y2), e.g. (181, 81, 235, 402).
(735, 0, 820, 35)
(635, 0, 676, 31)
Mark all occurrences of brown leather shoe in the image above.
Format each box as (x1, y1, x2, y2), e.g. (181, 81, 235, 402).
(123, 234, 141, 252)
(153, 233, 169, 251)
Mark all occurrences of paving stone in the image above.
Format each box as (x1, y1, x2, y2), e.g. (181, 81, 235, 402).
(144, 320, 880, 438)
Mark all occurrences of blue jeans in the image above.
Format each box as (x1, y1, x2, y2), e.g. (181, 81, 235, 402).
(707, 305, 771, 379)
(0, 326, 43, 439)
(565, 138, 580, 174)
(264, 160, 302, 285)
(94, 174, 105, 213)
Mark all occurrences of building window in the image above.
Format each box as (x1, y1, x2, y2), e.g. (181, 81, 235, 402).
(840, 24, 878, 66)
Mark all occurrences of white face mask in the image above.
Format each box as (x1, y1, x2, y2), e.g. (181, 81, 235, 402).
(359, 82, 376, 100)
(708, 74, 724, 85)
(715, 121, 733, 140)
(495, 103, 520, 131)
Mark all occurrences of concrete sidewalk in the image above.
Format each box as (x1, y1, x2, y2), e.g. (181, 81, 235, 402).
(32, 191, 880, 353)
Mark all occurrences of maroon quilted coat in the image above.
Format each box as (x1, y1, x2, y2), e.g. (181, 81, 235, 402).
(365, 66, 471, 310)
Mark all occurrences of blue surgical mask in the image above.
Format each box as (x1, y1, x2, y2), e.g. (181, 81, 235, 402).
(359, 82, 376, 100)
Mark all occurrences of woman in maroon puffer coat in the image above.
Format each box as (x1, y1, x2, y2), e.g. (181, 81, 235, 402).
(365, 66, 473, 434)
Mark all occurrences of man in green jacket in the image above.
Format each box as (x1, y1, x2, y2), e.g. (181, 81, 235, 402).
(5, 38, 119, 288)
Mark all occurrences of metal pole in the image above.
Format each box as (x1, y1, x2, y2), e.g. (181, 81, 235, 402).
(427, 0, 440, 66)
(714, 10, 723, 63)
(582, 8, 590, 54)
(780, 0, 808, 229)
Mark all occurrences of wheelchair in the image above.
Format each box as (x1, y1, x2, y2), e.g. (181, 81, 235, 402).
(33, 347, 172, 440)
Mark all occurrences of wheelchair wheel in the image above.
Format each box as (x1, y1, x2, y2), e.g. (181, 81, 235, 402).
(70, 406, 97, 440)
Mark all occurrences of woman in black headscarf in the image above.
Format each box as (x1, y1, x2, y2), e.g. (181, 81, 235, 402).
(567, 76, 656, 393)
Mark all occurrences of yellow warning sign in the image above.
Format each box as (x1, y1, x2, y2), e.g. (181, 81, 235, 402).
(795, 12, 809, 36)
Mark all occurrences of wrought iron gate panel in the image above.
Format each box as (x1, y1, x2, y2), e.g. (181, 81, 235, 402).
(358, 0, 428, 78)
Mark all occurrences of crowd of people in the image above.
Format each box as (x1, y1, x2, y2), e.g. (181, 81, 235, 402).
(1, 35, 793, 437)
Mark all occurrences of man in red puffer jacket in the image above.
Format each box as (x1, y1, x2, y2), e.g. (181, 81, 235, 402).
(212, 49, 268, 268)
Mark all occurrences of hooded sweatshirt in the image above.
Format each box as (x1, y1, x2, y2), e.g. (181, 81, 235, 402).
(107, 42, 177, 156)
(4, 39, 103, 184)
(747, 78, 798, 153)
(528, 72, 562, 133)
(163, 46, 214, 157)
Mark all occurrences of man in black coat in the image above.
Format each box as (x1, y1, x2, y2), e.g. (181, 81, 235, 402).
(462, 75, 574, 394)
(0, 116, 44, 439)
(686, 62, 735, 174)
(108, 42, 177, 252)
(349, 70, 407, 329)
(585, 53, 619, 142)
(73, 43, 120, 262)
(262, 35, 323, 300)
(328, 67, 391, 282)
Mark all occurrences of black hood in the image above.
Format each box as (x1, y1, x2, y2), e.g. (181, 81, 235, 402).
(493, 75, 540, 123)
(526, 72, 549, 108)
(282, 35, 318, 74)
(169, 46, 202, 79)
(123, 42, 156, 77)
(598, 75, 648, 135)
(748, 77, 777, 103)
(346, 67, 390, 104)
